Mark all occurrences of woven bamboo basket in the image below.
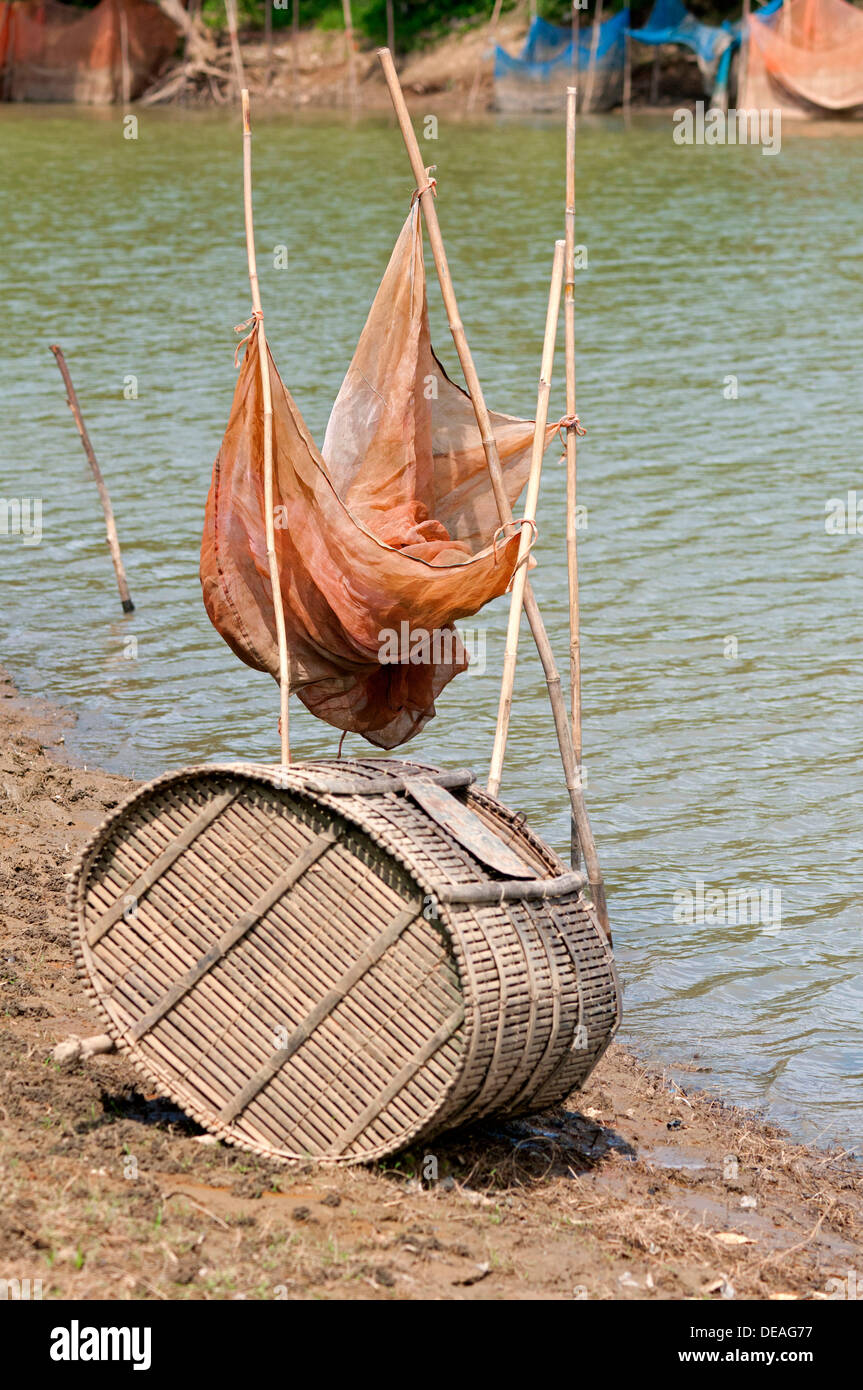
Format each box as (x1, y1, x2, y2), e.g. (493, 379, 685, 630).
(70, 758, 620, 1164)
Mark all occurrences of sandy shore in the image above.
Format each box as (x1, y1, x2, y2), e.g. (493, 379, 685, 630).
(0, 663, 860, 1301)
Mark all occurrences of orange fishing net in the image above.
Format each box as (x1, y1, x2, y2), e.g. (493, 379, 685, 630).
(202, 207, 558, 749)
(0, 0, 177, 104)
(742, 0, 863, 116)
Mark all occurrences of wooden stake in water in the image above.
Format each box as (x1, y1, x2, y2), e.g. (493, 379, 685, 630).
(241, 89, 291, 766)
(49, 345, 134, 614)
(342, 0, 358, 113)
(225, 0, 246, 95)
(488, 241, 566, 797)
(264, 0, 273, 90)
(377, 47, 609, 934)
(564, 87, 584, 868)
(467, 0, 503, 114)
(292, 0, 300, 106)
(650, 50, 660, 105)
(119, 2, 132, 109)
(738, 0, 752, 108)
(583, 0, 603, 113)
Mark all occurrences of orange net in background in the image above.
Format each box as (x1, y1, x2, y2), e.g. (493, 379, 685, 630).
(201, 207, 558, 749)
(0, 0, 177, 104)
(742, 0, 863, 116)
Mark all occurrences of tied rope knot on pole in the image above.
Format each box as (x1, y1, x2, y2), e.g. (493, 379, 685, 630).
(492, 517, 539, 579)
(411, 166, 438, 207)
(558, 413, 585, 449)
(234, 307, 264, 366)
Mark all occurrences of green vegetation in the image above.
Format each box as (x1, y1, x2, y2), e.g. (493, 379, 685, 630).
(197, 1, 760, 50)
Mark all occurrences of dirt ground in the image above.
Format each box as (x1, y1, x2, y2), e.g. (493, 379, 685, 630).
(161, 14, 703, 113)
(0, 664, 860, 1302)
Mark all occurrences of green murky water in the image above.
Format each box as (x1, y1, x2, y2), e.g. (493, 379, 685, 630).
(1, 104, 861, 1148)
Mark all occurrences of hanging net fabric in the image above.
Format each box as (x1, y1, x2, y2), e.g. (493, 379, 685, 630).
(201, 206, 559, 750)
(741, 0, 863, 116)
(630, 0, 737, 91)
(493, 11, 631, 113)
(0, 0, 177, 104)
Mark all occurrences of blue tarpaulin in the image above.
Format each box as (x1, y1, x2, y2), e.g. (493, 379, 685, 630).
(630, 0, 736, 87)
(494, 11, 631, 112)
(631, 0, 786, 97)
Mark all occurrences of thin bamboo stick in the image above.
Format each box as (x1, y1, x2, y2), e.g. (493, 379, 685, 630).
(240, 89, 290, 766)
(564, 86, 583, 868)
(376, 47, 609, 935)
(583, 0, 603, 114)
(225, 0, 246, 95)
(467, 0, 503, 114)
(118, 0, 132, 108)
(738, 0, 752, 108)
(292, 0, 300, 106)
(49, 345, 134, 614)
(342, 0, 358, 113)
(650, 49, 660, 105)
(488, 240, 565, 797)
(264, 0, 273, 90)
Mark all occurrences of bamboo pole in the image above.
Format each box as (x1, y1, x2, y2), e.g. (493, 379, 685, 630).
(650, 49, 660, 105)
(376, 47, 609, 935)
(467, 0, 503, 114)
(264, 0, 273, 90)
(240, 89, 290, 767)
(583, 0, 603, 114)
(738, 0, 751, 108)
(292, 0, 300, 106)
(342, 0, 358, 113)
(224, 0, 246, 95)
(564, 86, 584, 869)
(118, 0, 132, 108)
(49, 345, 135, 614)
(488, 241, 565, 797)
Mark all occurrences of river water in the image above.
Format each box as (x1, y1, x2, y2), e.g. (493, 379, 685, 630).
(1, 104, 861, 1149)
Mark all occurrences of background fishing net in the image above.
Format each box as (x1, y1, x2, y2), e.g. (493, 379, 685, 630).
(493, 11, 631, 113)
(741, 0, 863, 116)
(202, 207, 560, 749)
(0, 0, 177, 104)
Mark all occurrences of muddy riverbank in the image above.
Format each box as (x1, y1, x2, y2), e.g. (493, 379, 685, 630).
(0, 665, 859, 1300)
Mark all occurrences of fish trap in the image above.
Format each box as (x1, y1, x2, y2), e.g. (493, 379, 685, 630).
(70, 759, 620, 1163)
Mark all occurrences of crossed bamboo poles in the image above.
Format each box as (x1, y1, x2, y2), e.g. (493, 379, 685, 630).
(241, 65, 608, 937)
